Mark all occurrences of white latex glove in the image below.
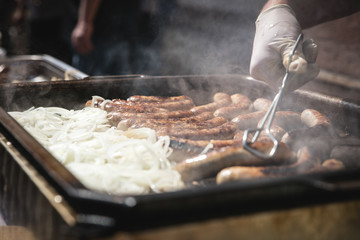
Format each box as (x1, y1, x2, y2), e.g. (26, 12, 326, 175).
(250, 4, 320, 92)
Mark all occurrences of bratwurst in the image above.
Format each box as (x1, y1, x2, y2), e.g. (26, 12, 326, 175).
(175, 141, 296, 182)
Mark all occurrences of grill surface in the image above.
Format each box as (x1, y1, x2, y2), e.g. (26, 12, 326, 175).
(0, 75, 360, 239)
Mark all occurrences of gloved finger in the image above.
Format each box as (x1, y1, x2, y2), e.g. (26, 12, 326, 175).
(302, 39, 318, 63)
(281, 40, 308, 74)
(250, 54, 286, 90)
(284, 63, 320, 92)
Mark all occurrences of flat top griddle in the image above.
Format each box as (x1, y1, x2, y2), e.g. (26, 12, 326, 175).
(0, 75, 359, 233)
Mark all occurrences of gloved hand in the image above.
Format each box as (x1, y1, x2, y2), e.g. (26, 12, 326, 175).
(250, 4, 320, 92)
(71, 21, 94, 55)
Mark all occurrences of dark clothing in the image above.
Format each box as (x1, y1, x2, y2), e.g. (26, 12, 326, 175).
(26, 0, 76, 64)
(73, 0, 175, 76)
(0, 0, 16, 55)
(28, 18, 73, 63)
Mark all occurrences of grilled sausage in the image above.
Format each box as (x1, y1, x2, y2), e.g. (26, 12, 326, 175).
(216, 146, 316, 184)
(157, 122, 237, 140)
(104, 102, 168, 113)
(107, 110, 197, 125)
(301, 109, 331, 128)
(230, 94, 252, 107)
(253, 98, 272, 111)
(308, 159, 345, 174)
(111, 98, 195, 111)
(87, 97, 189, 112)
(213, 94, 252, 119)
(191, 99, 232, 114)
(124, 116, 228, 131)
(330, 146, 360, 168)
(170, 137, 243, 153)
(322, 159, 345, 170)
(231, 111, 266, 130)
(213, 105, 251, 120)
(175, 141, 296, 182)
(127, 95, 192, 102)
(216, 166, 266, 184)
(233, 130, 253, 141)
(117, 111, 216, 130)
(213, 92, 232, 103)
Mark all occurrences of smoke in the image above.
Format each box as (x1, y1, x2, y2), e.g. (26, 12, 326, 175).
(157, 0, 266, 76)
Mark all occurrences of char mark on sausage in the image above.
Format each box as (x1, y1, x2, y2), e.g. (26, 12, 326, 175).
(157, 122, 238, 140)
(216, 146, 318, 184)
(111, 98, 195, 111)
(124, 116, 228, 131)
(118, 111, 216, 130)
(107, 110, 197, 126)
(175, 141, 296, 182)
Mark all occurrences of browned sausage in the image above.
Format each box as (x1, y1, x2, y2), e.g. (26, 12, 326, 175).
(124, 116, 228, 131)
(233, 130, 253, 141)
(111, 98, 195, 111)
(191, 99, 232, 114)
(213, 92, 232, 103)
(104, 102, 168, 113)
(330, 146, 360, 168)
(157, 122, 238, 140)
(117, 111, 215, 130)
(231, 111, 266, 130)
(216, 146, 317, 184)
(253, 98, 272, 111)
(170, 137, 243, 153)
(301, 109, 331, 128)
(87, 98, 183, 112)
(175, 141, 296, 182)
(216, 167, 266, 184)
(213, 94, 252, 119)
(230, 94, 252, 107)
(127, 95, 192, 102)
(308, 159, 345, 174)
(107, 110, 197, 125)
(321, 159, 345, 170)
(213, 105, 251, 120)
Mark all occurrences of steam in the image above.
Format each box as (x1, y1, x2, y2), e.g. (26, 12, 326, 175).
(156, 0, 265, 75)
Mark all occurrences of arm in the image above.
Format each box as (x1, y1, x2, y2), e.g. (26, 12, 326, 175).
(249, 0, 360, 91)
(263, 0, 360, 29)
(12, 0, 27, 25)
(71, 0, 101, 55)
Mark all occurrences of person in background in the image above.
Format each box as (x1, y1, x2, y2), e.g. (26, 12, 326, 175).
(71, 0, 176, 76)
(12, 0, 75, 64)
(0, 0, 16, 57)
(250, 0, 360, 91)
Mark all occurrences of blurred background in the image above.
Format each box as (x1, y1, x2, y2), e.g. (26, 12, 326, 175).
(1, 0, 360, 92)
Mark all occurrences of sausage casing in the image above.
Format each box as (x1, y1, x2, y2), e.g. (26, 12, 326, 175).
(175, 141, 295, 182)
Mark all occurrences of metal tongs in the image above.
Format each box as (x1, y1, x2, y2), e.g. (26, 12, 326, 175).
(242, 33, 304, 158)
